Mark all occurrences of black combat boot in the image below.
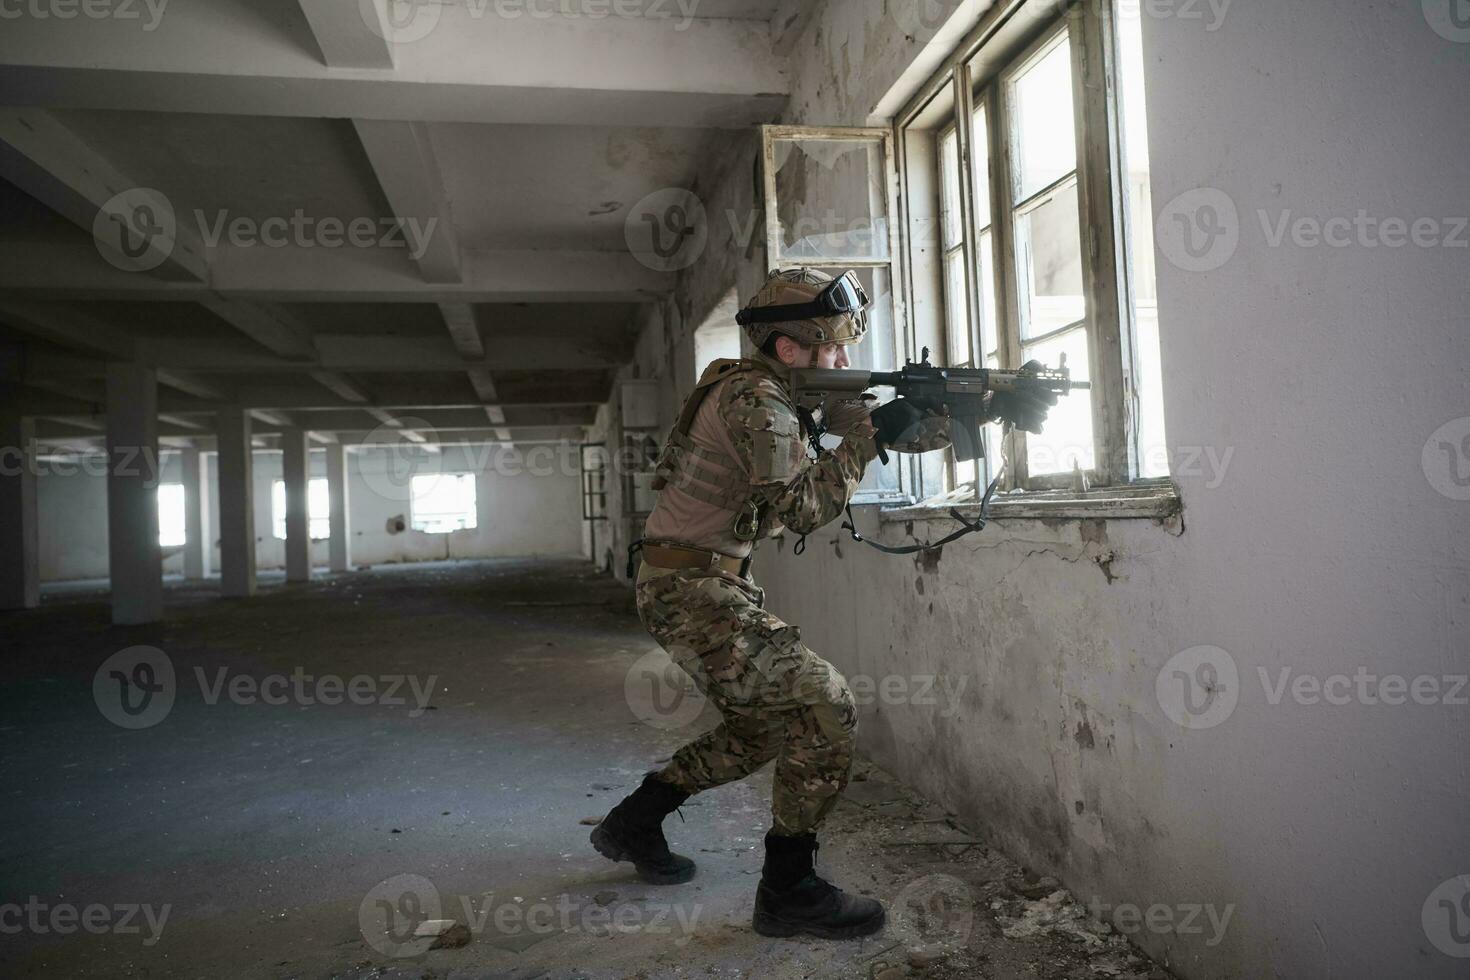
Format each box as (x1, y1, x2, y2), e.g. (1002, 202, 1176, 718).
(590, 772, 697, 884)
(752, 831, 886, 939)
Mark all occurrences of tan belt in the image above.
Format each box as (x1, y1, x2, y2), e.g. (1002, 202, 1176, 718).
(641, 541, 748, 576)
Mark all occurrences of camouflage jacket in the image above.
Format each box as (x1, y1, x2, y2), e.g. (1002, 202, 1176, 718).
(643, 352, 885, 558)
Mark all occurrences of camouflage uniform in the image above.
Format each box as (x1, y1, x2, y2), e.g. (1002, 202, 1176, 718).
(636, 349, 878, 835)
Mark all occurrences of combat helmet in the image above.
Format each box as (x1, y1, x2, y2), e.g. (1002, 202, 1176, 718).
(735, 268, 869, 349)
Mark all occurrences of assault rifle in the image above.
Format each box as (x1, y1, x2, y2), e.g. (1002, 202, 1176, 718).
(791, 348, 1090, 464)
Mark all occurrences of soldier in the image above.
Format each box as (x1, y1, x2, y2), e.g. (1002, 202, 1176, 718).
(591, 268, 1045, 940)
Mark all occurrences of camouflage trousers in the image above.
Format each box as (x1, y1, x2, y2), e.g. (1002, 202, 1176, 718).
(635, 563, 858, 836)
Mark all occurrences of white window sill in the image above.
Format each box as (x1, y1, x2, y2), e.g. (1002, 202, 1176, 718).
(880, 478, 1182, 523)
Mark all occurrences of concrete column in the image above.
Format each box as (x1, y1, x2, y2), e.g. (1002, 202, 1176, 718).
(0, 409, 40, 609)
(180, 445, 208, 580)
(217, 408, 256, 598)
(325, 442, 352, 573)
(281, 427, 312, 583)
(105, 363, 162, 625)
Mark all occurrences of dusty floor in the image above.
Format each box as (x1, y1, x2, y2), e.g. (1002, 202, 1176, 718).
(0, 559, 1175, 979)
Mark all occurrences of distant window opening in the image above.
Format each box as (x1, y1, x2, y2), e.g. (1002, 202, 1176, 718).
(157, 483, 186, 547)
(410, 473, 478, 534)
(694, 288, 742, 376)
(272, 479, 330, 540)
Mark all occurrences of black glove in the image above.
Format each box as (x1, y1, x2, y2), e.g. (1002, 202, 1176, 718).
(988, 361, 1059, 434)
(871, 398, 930, 460)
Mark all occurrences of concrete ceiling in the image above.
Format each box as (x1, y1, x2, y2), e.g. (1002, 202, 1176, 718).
(0, 0, 817, 452)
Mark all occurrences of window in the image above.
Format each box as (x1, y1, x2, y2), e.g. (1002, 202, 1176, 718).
(272, 479, 330, 540)
(693, 289, 742, 376)
(410, 473, 477, 533)
(898, 0, 1169, 497)
(157, 483, 186, 548)
(759, 125, 907, 503)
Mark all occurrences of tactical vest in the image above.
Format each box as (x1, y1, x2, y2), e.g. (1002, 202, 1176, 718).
(651, 358, 802, 542)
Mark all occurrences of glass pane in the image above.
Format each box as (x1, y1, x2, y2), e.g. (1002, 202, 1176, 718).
(411, 473, 478, 534)
(944, 247, 970, 365)
(984, 353, 1005, 487)
(1117, 7, 1168, 477)
(1023, 328, 1094, 476)
(813, 265, 903, 498)
(970, 104, 992, 230)
(1012, 34, 1077, 201)
(939, 129, 963, 252)
(157, 483, 186, 548)
(1014, 180, 1085, 341)
(773, 138, 889, 262)
(976, 228, 998, 358)
(309, 478, 331, 540)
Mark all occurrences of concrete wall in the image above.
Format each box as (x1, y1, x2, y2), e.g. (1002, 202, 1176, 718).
(36, 443, 585, 581)
(607, 1, 1470, 978)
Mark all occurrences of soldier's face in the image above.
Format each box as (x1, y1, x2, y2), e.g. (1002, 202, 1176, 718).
(811, 342, 849, 370)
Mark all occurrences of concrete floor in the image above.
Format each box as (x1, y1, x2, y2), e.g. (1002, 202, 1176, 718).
(0, 560, 1174, 980)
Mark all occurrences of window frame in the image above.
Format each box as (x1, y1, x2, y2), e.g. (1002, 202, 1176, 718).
(758, 123, 913, 505)
(894, 0, 1154, 501)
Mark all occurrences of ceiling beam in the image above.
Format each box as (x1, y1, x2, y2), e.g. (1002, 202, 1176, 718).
(0, 301, 136, 359)
(0, 109, 209, 281)
(297, 0, 396, 69)
(0, 5, 788, 128)
(440, 304, 483, 357)
(0, 242, 672, 302)
(196, 295, 317, 359)
(354, 120, 461, 283)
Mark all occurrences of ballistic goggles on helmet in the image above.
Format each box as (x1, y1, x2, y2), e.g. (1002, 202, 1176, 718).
(735, 270, 870, 331)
